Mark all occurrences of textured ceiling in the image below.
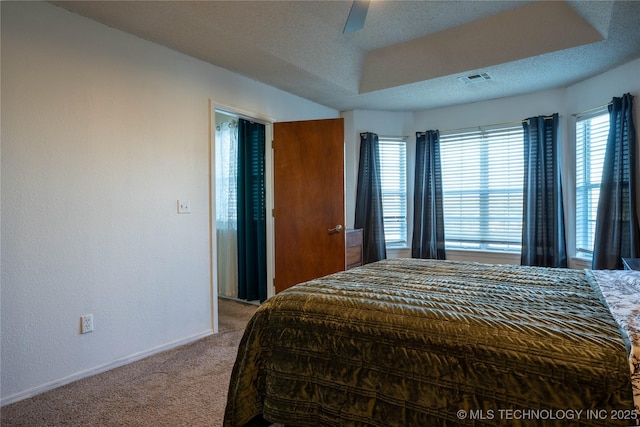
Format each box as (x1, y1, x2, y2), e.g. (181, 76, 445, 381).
(51, 0, 640, 112)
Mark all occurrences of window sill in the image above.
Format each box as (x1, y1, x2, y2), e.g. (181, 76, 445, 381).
(445, 247, 520, 256)
(385, 247, 594, 271)
(445, 249, 521, 265)
(386, 246, 411, 258)
(571, 256, 592, 270)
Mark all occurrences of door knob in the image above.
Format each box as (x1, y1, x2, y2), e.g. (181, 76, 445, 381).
(328, 224, 343, 234)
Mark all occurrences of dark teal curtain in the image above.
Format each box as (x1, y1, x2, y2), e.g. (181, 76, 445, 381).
(354, 132, 387, 264)
(412, 130, 446, 259)
(592, 94, 640, 269)
(237, 119, 267, 302)
(521, 113, 567, 267)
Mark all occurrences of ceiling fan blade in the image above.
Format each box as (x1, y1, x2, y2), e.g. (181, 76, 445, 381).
(343, 0, 370, 34)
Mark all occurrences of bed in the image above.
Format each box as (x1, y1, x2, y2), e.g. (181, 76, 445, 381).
(224, 258, 640, 426)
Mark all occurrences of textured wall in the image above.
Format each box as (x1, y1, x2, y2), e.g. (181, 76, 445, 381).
(1, 1, 337, 404)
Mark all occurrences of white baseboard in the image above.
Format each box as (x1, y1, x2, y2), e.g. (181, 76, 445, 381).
(1, 330, 214, 407)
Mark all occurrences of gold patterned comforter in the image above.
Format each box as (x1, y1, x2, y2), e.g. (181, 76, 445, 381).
(224, 258, 635, 426)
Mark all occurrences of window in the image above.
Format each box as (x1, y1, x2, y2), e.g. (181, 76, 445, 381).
(440, 125, 524, 251)
(379, 138, 407, 247)
(575, 110, 609, 258)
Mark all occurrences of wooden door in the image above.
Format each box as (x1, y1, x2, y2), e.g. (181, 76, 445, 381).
(273, 118, 345, 293)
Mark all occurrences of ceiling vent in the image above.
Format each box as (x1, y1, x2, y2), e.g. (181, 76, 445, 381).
(458, 72, 492, 84)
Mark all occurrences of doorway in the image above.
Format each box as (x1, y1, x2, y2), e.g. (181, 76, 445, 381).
(214, 110, 268, 303)
(211, 109, 345, 317)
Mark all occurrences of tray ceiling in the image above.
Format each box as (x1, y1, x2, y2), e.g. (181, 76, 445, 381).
(51, 1, 640, 112)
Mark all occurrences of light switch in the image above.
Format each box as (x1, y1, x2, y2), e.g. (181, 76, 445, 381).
(177, 200, 191, 214)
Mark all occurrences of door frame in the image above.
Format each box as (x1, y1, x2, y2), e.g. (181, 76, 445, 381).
(209, 101, 277, 330)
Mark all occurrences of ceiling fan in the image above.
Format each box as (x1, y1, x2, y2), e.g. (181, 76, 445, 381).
(343, 0, 370, 34)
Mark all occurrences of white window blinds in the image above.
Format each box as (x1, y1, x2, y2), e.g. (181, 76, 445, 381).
(379, 138, 407, 247)
(440, 125, 524, 251)
(575, 111, 609, 258)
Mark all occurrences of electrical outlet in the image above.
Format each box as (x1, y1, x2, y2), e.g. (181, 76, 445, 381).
(81, 314, 94, 334)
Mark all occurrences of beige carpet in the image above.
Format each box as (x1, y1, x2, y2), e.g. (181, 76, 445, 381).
(1, 298, 258, 427)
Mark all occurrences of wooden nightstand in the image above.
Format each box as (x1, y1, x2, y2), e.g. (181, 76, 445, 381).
(622, 258, 640, 270)
(346, 229, 363, 270)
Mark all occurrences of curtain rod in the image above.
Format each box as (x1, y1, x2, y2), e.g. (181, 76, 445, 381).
(214, 107, 271, 126)
(439, 119, 522, 135)
(571, 102, 612, 117)
(439, 115, 560, 135)
(379, 134, 408, 140)
(360, 133, 408, 140)
(366, 114, 560, 139)
(215, 119, 237, 131)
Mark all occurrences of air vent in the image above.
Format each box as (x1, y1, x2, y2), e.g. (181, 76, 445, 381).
(458, 72, 492, 84)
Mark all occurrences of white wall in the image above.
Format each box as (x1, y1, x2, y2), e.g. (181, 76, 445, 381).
(413, 88, 567, 133)
(1, 1, 337, 405)
(567, 58, 640, 118)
